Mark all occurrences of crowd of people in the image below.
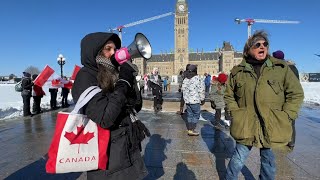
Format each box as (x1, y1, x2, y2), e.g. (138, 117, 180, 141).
(20, 74, 70, 117)
(18, 30, 304, 180)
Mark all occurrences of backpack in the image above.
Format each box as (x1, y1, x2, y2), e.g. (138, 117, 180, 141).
(15, 81, 23, 92)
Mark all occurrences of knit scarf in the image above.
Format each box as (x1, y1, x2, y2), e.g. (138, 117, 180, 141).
(96, 55, 119, 74)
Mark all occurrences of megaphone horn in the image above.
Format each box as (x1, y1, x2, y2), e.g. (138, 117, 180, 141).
(127, 33, 152, 60)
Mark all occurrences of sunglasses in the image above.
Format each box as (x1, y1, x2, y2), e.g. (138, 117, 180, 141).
(253, 42, 269, 49)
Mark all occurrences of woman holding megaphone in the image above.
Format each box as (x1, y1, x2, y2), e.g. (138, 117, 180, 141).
(72, 32, 150, 180)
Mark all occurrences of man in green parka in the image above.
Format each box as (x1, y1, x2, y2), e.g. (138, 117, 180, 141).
(224, 31, 304, 180)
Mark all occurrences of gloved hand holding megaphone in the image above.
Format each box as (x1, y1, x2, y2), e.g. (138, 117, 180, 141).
(114, 47, 131, 65)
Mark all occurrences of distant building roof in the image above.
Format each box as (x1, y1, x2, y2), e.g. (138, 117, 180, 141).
(147, 53, 174, 62)
(189, 52, 219, 61)
(222, 41, 234, 51)
(234, 51, 243, 58)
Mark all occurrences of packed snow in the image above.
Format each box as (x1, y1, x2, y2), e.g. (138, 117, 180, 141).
(0, 82, 319, 121)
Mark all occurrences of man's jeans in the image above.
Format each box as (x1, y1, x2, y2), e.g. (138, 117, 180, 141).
(225, 143, 276, 180)
(186, 103, 200, 124)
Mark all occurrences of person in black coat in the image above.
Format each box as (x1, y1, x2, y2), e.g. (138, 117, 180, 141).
(273, 50, 300, 149)
(148, 67, 163, 113)
(61, 76, 70, 108)
(48, 87, 58, 110)
(72, 32, 149, 180)
(21, 72, 33, 116)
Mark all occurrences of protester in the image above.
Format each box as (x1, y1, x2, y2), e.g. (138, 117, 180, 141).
(224, 30, 304, 179)
(167, 76, 171, 92)
(182, 64, 205, 136)
(48, 87, 58, 110)
(143, 74, 149, 93)
(273, 50, 299, 79)
(204, 73, 211, 95)
(209, 73, 228, 130)
(273, 50, 300, 149)
(177, 70, 184, 92)
(21, 72, 33, 116)
(61, 76, 70, 108)
(72, 32, 149, 179)
(148, 67, 163, 113)
(31, 74, 45, 115)
(163, 77, 168, 91)
(176, 70, 185, 115)
(137, 75, 145, 94)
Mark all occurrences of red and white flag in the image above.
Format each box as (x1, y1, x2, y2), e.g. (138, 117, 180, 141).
(71, 65, 81, 81)
(50, 78, 74, 89)
(34, 65, 55, 87)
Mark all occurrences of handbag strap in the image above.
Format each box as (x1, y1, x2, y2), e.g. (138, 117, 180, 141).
(71, 86, 102, 114)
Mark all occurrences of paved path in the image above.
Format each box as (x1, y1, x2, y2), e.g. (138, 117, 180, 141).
(0, 105, 319, 179)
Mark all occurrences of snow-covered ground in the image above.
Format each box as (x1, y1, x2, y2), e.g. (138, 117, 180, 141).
(0, 84, 73, 120)
(0, 82, 319, 121)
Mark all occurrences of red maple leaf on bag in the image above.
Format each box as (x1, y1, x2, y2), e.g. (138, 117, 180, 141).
(64, 125, 95, 153)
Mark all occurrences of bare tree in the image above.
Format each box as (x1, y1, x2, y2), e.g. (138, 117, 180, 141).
(24, 66, 41, 76)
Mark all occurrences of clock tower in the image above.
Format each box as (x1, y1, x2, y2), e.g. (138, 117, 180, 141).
(174, 0, 189, 74)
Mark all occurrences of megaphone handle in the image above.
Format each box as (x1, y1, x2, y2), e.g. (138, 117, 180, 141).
(126, 61, 139, 76)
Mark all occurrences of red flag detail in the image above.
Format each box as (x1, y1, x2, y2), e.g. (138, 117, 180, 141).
(34, 65, 55, 87)
(71, 65, 81, 80)
(64, 125, 95, 153)
(63, 81, 73, 89)
(51, 79, 61, 87)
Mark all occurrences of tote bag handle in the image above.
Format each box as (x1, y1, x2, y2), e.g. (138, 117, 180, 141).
(71, 86, 101, 114)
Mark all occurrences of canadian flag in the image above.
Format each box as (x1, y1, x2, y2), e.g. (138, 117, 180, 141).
(34, 65, 55, 87)
(70, 65, 81, 81)
(35, 65, 75, 89)
(51, 78, 73, 89)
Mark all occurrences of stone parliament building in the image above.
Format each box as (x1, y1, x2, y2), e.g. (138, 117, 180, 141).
(133, 0, 243, 82)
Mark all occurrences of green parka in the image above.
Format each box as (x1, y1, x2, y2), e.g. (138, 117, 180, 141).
(224, 57, 304, 148)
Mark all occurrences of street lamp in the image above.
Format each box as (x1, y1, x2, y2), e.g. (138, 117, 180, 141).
(57, 54, 66, 78)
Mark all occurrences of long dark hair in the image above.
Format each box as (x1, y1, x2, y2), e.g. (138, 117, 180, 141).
(97, 65, 118, 94)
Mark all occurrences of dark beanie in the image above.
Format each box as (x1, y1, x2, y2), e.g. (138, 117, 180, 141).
(186, 64, 197, 72)
(273, 50, 285, 60)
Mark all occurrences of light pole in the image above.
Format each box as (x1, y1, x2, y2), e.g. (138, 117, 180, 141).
(57, 54, 66, 78)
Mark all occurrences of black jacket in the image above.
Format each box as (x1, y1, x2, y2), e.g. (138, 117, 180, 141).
(72, 32, 147, 180)
(21, 76, 33, 96)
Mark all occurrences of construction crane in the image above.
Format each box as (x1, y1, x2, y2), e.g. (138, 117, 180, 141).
(234, 18, 300, 38)
(110, 12, 174, 45)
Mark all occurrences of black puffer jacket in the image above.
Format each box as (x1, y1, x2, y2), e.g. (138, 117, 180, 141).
(72, 32, 147, 180)
(21, 72, 33, 96)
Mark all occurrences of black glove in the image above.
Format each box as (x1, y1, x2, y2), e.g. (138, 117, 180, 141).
(135, 120, 151, 139)
(118, 62, 135, 87)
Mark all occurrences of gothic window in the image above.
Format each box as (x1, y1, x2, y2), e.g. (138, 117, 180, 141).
(180, 55, 183, 62)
